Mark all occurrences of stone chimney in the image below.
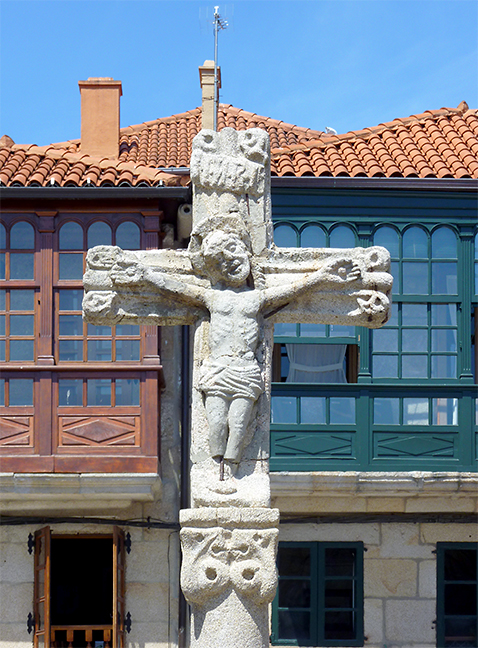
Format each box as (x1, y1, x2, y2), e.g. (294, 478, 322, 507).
(199, 61, 221, 131)
(78, 77, 122, 158)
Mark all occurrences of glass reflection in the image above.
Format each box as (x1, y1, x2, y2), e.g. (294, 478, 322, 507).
(403, 398, 429, 425)
(431, 227, 457, 258)
(116, 221, 140, 249)
(374, 226, 399, 257)
(88, 221, 112, 247)
(59, 222, 83, 250)
(11, 221, 34, 249)
(329, 226, 355, 248)
(274, 225, 297, 247)
(403, 227, 427, 258)
(300, 225, 326, 248)
(9, 379, 34, 406)
(10, 253, 34, 279)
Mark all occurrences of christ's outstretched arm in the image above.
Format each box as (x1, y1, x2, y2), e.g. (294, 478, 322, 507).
(111, 258, 208, 309)
(260, 257, 361, 313)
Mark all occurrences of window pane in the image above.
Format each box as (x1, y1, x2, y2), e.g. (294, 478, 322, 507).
(10, 314, 34, 335)
(432, 227, 457, 258)
(59, 253, 83, 280)
(391, 260, 400, 294)
(432, 262, 457, 294)
(325, 548, 356, 577)
(299, 323, 326, 337)
(10, 340, 34, 360)
(445, 549, 477, 581)
(10, 221, 34, 249)
(116, 324, 140, 336)
(431, 355, 456, 379)
(374, 226, 399, 258)
(432, 398, 458, 425)
(432, 329, 457, 353)
(10, 290, 34, 310)
(330, 397, 355, 424)
(0, 290, 4, 310)
(324, 611, 355, 640)
(0, 224, 5, 248)
(279, 580, 311, 608)
(0, 378, 4, 405)
(271, 397, 297, 423)
(9, 379, 33, 406)
(278, 547, 311, 576)
(87, 340, 112, 362)
(87, 324, 111, 336)
(329, 226, 355, 248)
(59, 315, 83, 336)
(402, 303, 427, 326)
(403, 398, 429, 425)
(387, 302, 399, 326)
(444, 617, 477, 646)
(88, 222, 112, 247)
(402, 262, 428, 294)
(59, 340, 82, 362)
(10, 253, 34, 279)
(330, 324, 355, 337)
(116, 221, 140, 249)
(274, 323, 297, 337)
(0, 254, 4, 279)
(0, 315, 5, 336)
(402, 329, 428, 353)
(59, 289, 83, 311)
(300, 225, 326, 248)
(300, 397, 326, 424)
(325, 580, 354, 608)
(59, 222, 83, 250)
(373, 355, 398, 378)
(274, 225, 297, 247)
(403, 227, 427, 258)
(116, 339, 140, 361)
(87, 379, 111, 406)
(374, 398, 400, 425)
(445, 583, 477, 615)
(373, 329, 398, 352)
(432, 304, 457, 327)
(116, 379, 140, 406)
(0, 340, 4, 362)
(278, 610, 310, 643)
(59, 379, 83, 406)
(402, 355, 427, 378)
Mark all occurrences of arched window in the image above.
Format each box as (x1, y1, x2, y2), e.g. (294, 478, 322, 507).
(10, 221, 35, 280)
(274, 224, 298, 247)
(300, 225, 326, 248)
(329, 225, 355, 249)
(88, 222, 112, 248)
(116, 221, 140, 250)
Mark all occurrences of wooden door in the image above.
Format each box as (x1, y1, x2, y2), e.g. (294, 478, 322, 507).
(33, 526, 51, 647)
(113, 526, 126, 648)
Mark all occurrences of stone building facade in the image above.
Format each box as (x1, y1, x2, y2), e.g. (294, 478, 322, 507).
(1, 65, 477, 647)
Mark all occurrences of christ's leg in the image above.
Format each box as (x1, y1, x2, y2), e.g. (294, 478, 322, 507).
(205, 395, 229, 459)
(224, 397, 255, 464)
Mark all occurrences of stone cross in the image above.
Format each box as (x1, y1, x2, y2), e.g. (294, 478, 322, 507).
(83, 128, 392, 648)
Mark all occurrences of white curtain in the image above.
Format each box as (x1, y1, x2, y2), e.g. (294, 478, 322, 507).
(286, 344, 347, 383)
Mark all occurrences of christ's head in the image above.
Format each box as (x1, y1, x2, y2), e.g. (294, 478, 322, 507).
(202, 231, 251, 287)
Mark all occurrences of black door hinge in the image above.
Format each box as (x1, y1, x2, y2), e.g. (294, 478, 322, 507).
(27, 612, 34, 634)
(125, 611, 132, 633)
(28, 533, 35, 554)
(125, 532, 132, 554)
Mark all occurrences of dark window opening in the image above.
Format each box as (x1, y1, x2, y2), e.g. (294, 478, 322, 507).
(51, 538, 113, 626)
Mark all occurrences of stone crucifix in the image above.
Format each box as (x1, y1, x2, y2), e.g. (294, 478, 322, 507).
(83, 128, 392, 648)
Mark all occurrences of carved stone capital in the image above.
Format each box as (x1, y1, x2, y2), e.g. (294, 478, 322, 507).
(180, 508, 279, 606)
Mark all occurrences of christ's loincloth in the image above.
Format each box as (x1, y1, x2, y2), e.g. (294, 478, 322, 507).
(197, 358, 263, 401)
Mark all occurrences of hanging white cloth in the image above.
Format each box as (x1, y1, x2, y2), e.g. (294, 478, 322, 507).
(286, 344, 347, 383)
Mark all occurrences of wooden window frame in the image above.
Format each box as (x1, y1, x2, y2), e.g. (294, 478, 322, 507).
(271, 541, 364, 647)
(436, 542, 478, 648)
(34, 526, 126, 648)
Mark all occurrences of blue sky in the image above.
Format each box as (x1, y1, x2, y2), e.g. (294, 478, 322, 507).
(1, 0, 477, 147)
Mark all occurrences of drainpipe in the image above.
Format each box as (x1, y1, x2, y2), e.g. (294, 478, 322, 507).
(178, 324, 191, 648)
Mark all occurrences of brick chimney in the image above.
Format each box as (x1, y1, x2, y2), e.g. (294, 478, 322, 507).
(78, 77, 122, 158)
(199, 61, 221, 131)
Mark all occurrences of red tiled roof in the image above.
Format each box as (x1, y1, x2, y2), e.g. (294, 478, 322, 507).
(1, 102, 477, 187)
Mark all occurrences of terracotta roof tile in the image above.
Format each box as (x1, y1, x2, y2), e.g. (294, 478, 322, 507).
(1, 103, 476, 186)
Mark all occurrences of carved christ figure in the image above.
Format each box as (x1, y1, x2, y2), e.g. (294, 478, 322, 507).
(107, 226, 363, 478)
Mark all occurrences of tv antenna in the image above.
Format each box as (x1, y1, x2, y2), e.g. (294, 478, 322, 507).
(213, 5, 228, 130)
